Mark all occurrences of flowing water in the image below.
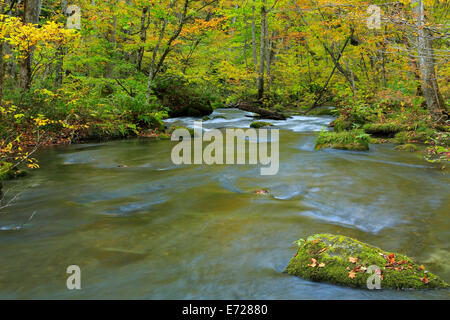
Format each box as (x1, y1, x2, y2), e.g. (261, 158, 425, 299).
(0, 108, 449, 299)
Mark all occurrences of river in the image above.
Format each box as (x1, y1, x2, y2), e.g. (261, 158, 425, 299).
(0, 108, 449, 299)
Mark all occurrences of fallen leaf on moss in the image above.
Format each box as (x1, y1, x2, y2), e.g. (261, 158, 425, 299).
(318, 247, 327, 254)
(348, 270, 356, 279)
(308, 258, 317, 267)
(318, 263, 325, 268)
(311, 239, 321, 244)
(349, 257, 358, 264)
(420, 275, 429, 284)
(387, 253, 395, 264)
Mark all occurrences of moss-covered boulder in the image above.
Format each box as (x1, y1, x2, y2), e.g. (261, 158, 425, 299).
(250, 121, 273, 129)
(315, 130, 370, 151)
(363, 122, 406, 136)
(285, 234, 449, 290)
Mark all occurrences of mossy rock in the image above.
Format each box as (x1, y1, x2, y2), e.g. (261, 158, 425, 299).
(202, 116, 210, 121)
(315, 130, 370, 151)
(363, 122, 406, 136)
(395, 129, 436, 144)
(250, 121, 273, 129)
(0, 162, 27, 181)
(394, 144, 418, 152)
(285, 234, 449, 290)
(212, 115, 227, 120)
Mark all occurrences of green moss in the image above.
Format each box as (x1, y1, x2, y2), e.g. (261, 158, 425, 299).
(363, 122, 406, 136)
(158, 133, 171, 140)
(395, 144, 418, 152)
(395, 129, 436, 144)
(167, 125, 195, 138)
(331, 118, 352, 132)
(315, 130, 370, 151)
(0, 162, 27, 181)
(0, 162, 14, 181)
(285, 234, 449, 290)
(250, 121, 273, 129)
(307, 107, 335, 116)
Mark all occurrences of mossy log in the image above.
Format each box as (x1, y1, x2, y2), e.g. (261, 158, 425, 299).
(285, 234, 449, 290)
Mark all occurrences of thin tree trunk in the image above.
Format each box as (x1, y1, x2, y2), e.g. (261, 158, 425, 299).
(257, 1, 266, 100)
(412, 0, 447, 122)
(251, 2, 257, 73)
(146, 0, 190, 102)
(55, 0, 67, 87)
(137, 6, 149, 71)
(18, 0, 42, 90)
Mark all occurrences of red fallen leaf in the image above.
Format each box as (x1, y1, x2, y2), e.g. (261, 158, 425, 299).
(420, 275, 429, 284)
(387, 253, 395, 263)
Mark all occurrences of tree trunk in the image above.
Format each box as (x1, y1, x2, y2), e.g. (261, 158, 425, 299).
(413, 0, 447, 122)
(137, 6, 149, 71)
(257, 1, 266, 100)
(18, 0, 42, 90)
(251, 2, 257, 73)
(55, 0, 68, 87)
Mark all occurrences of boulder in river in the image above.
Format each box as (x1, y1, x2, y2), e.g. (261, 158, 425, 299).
(152, 77, 213, 118)
(285, 234, 449, 289)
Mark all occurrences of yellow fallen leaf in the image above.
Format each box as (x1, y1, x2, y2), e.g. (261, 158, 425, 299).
(318, 263, 325, 268)
(348, 270, 356, 279)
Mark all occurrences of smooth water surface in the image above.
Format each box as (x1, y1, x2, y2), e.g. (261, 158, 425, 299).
(1, 109, 449, 299)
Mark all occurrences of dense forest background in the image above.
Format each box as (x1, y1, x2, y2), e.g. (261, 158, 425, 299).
(0, 0, 449, 179)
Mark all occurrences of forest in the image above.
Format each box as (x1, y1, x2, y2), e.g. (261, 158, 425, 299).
(0, 0, 449, 178)
(0, 0, 449, 300)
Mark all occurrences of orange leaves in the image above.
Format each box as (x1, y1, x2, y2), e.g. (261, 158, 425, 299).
(308, 258, 326, 268)
(348, 270, 356, 279)
(349, 257, 358, 264)
(420, 275, 429, 284)
(308, 258, 317, 268)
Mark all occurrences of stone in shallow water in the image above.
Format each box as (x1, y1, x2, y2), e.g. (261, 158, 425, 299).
(285, 234, 449, 290)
